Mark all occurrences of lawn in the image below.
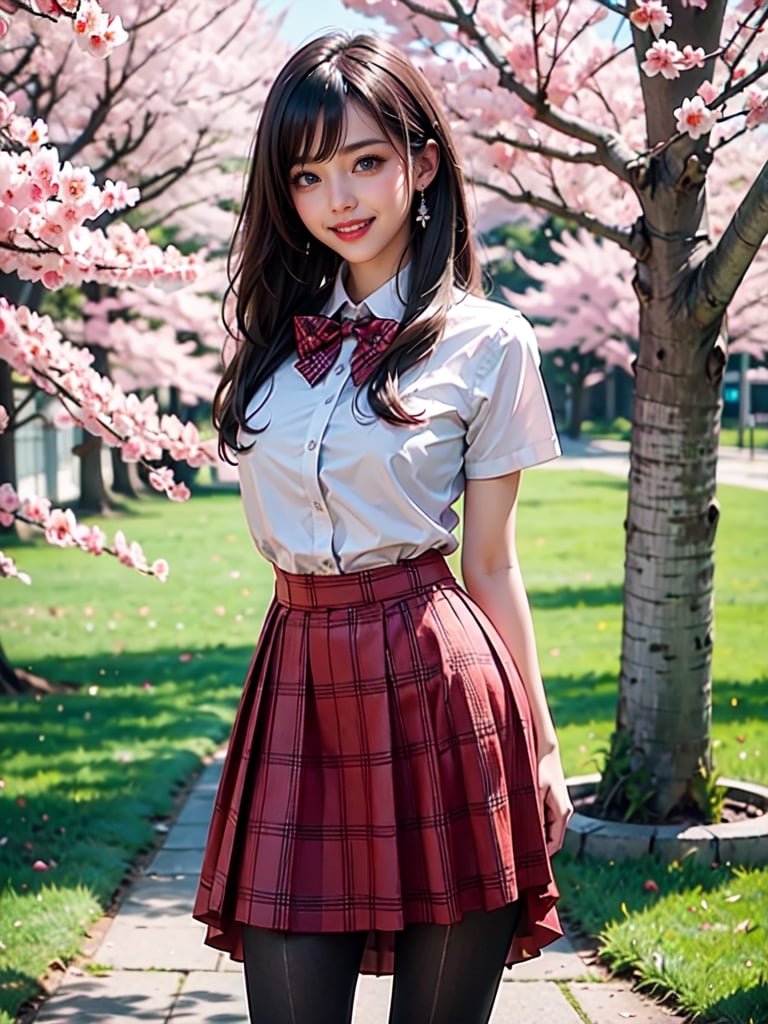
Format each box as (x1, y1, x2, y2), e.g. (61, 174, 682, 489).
(0, 470, 766, 1023)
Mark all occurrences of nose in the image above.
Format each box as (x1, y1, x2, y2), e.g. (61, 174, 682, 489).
(328, 175, 356, 214)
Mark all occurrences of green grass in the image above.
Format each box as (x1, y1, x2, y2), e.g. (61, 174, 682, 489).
(0, 472, 766, 1022)
(579, 417, 768, 451)
(555, 856, 767, 1023)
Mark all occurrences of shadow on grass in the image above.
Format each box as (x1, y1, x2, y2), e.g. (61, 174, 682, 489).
(713, 677, 768, 723)
(0, 966, 42, 1021)
(529, 583, 624, 610)
(0, 644, 252, 899)
(702, 986, 768, 1024)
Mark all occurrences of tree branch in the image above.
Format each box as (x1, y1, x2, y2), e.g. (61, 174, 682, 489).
(692, 158, 768, 327)
(475, 178, 634, 251)
(471, 129, 605, 166)
(396, 0, 638, 182)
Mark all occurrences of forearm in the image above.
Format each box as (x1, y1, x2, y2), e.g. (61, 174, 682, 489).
(462, 560, 559, 756)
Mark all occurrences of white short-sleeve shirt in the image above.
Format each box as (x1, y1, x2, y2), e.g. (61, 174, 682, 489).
(237, 267, 561, 574)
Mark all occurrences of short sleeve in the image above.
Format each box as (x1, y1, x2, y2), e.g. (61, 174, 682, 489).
(464, 313, 561, 479)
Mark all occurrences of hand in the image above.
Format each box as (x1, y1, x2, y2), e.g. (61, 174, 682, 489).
(538, 746, 573, 857)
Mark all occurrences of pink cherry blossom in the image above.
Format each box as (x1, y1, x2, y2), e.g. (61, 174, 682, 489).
(629, 0, 672, 37)
(148, 467, 174, 493)
(745, 87, 768, 128)
(0, 482, 20, 527)
(641, 39, 684, 78)
(0, 551, 31, 585)
(76, 524, 106, 555)
(0, 405, 8, 434)
(151, 558, 170, 582)
(680, 45, 707, 70)
(697, 81, 719, 105)
(44, 508, 78, 547)
(674, 95, 719, 139)
(169, 482, 191, 502)
(21, 496, 52, 525)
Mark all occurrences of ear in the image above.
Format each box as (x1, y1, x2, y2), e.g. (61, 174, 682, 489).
(414, 139, 440, 191)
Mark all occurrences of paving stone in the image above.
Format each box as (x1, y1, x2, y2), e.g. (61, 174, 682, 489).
(195, 763, 224, 790)
(98, 916, 219, 971)
(493, 980, 584, 1023)
(567, 981, 687, 1021)
(32, 970, 183, 1023)
(218, 953, 246, 974)
(510, 936, 596, 981)
(146, 847, 204, 876)
(161, 823, 209, 851)
(122, 874, 199, 916)
(174, 794, 216, 827)
(169, 971, 246, 1023)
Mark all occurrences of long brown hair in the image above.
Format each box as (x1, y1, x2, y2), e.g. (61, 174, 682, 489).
(214, 31, 480, 459)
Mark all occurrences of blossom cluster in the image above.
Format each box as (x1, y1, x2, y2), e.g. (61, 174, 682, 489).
(0, 1, 127, 59)
(0, 483, 169, 582)
(0, 91, 199, 290)
(0, 297, 216, 503)
(632, 0, 768, 140)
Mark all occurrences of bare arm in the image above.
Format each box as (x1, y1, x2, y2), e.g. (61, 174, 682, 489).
(461, 470, 572, 853)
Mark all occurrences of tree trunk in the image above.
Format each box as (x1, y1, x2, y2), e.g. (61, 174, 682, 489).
(111, 446, 142, 498)
(617, 228, 722, 819)
(566, 370, 586, 439)
(610, 0, 730, 822)
(0, 359, 17, 494)
(0, 638, 76, 696)
(75, 345, 112, 514)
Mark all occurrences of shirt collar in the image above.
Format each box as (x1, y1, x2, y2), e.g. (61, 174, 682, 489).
(323, 263, 410, 322)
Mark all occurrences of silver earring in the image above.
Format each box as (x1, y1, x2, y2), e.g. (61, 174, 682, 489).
(416, 189, 430, 229)
(305, 240, 311, 255)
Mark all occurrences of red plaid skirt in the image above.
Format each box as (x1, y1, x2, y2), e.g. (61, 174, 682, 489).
(193, 550, 561, 974)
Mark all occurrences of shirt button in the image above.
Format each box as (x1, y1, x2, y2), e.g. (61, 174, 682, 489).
(313, 501, 323, 511)
(307, 440, 316, 451)
(324, 396, 333, 405)
(334, 364, 345, 375)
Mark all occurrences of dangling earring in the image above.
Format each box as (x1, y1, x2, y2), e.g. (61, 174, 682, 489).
(416, 188, 430, 229)
(305, 240, 311, 256)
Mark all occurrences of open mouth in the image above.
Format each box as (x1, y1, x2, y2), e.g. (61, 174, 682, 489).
(330, 219, 374, 239)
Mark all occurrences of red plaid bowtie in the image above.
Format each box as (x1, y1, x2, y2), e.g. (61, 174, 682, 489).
(293, 314, 399, 387)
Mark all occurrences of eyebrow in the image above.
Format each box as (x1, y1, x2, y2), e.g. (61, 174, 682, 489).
(337, 136, 390, 155)
(293, 137, 391, 167)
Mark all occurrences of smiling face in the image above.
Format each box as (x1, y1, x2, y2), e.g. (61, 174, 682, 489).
(289, 103, 438, 304)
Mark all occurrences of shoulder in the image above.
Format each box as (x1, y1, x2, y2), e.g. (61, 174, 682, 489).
(441, 290, 540, 380)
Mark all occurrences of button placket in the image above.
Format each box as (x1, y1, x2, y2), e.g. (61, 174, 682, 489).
(301, 360, 349, 561)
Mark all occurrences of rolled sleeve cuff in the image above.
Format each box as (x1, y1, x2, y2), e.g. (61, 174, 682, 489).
(464, 436, 562, 479)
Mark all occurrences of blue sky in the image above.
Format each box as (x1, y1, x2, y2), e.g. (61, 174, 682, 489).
(265, 0, 387, 45)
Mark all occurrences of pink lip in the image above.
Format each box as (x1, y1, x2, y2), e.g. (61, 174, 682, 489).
(329, 218, 373, 240)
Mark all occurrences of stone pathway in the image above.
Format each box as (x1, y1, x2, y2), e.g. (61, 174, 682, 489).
(32, 755, 686, 1024)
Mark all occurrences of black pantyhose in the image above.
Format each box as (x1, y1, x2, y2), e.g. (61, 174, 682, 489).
(242, 902, 521, 1024)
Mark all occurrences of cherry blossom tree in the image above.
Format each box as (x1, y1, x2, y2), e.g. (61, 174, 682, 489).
(0, 0, 287, 506)
(0, 4, 230, 691)
(511, 229, 637, 435)
(346, 0, 768, 816)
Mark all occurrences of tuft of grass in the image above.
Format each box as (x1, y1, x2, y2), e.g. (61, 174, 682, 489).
(0, 473, 766, 1022)
(555, 853, 768, 1022)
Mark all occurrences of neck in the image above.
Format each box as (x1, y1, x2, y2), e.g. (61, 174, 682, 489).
(344, 257, 411, 307)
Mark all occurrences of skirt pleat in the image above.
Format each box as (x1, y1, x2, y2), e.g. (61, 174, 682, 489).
(193, 551, 562, 975)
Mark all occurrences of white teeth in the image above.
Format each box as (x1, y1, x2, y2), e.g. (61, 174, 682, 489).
(334, 222, 370, 234)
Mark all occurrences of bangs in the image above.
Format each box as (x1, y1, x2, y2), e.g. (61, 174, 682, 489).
(275, 57, 418, 174)
(279, 67, 350, 169)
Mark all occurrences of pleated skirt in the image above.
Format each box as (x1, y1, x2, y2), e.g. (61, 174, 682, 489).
(193, 550, 562, 975)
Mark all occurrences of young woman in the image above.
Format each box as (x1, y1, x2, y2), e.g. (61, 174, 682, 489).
(193, 31, 572, 1024)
